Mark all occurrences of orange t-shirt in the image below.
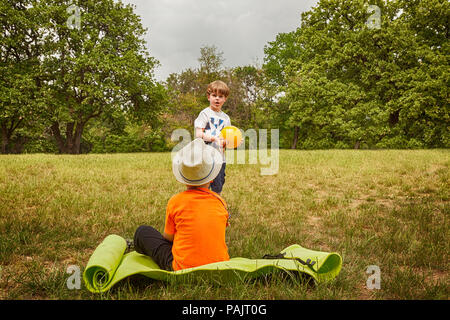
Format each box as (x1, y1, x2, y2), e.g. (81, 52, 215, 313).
(164, 187, 230, 271)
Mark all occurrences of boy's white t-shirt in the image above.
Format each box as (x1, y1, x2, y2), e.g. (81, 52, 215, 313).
(194, 107, 231, 162)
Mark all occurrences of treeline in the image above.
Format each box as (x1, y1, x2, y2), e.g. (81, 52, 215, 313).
(1, 0, 448, 154)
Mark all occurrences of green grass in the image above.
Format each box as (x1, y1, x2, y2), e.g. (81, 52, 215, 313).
(0, 149, 448, 299)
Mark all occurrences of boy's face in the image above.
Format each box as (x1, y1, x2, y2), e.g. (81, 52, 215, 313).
(208, 92, 227, 110)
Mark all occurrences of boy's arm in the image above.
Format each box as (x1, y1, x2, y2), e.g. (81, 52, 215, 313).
(196, 127, 225, 146)
(195, 127, 206, 140)
(163, 232, 174, 242)
(194, 112, 210, 140)
(196, 127, 214, 141)
(164, 200, 175, 243)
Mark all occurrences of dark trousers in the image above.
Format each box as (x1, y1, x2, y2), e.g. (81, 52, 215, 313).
(210, 162, 226, 194)
(133, 225, 173, 271)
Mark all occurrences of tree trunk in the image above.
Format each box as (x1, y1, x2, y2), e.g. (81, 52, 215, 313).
(1, 119, 22, 154)
(11, 136, 28, 154)
(354, 141, 361, 149)
(51, 121, 67, 154)
(51, 111, 93, 154)
(1, 123, 8, 154)
(291, 125, 299, 149)
(66, 122, 74, 153)
(72, 122, 84, 154)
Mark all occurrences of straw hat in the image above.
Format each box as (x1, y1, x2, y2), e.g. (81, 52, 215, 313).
(172, 138, 223, 186)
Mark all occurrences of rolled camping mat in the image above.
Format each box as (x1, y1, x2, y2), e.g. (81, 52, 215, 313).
(83, 234, 343, 293)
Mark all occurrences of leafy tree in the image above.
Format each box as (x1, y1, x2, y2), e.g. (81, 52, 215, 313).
(263, 29, 302, 88)
(198, 44, 225, 83)
(40, 0, 165, 154)
(225, 65, 265, 129)
(269, 0, 449, 149)
(263, 29, 303, 148)
(0, 0, 47, 153)
(384, 0, 449, 147)
(285, 0, 391, 149)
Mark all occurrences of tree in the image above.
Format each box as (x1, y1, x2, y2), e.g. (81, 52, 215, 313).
(270, 0, 449, 149)
(0, 0, 47, 153)
(41, 0, 165, 154)
(263, 29, 303, 148)
(263, 29, 302, 88)
(285, 0, 391, 149)
(384, 0, 449, 147)
(198, 44, 225, 83)
(225, 65, 265, 129)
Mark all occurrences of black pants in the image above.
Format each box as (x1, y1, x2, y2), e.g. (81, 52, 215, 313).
(210, 162, 226, 194)
(133, 225, 173, 271)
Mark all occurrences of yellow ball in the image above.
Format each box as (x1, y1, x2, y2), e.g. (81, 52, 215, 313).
(220, 126, 243, 149)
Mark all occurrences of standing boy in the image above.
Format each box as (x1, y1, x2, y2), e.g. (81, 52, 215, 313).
(194, 80, 231, 195)
(133, 138, 230, 271)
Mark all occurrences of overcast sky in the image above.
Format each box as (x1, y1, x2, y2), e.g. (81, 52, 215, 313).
(120, 0, 319, 82)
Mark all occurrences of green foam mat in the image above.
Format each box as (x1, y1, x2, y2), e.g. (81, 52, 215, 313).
(83, 234, 343, 293)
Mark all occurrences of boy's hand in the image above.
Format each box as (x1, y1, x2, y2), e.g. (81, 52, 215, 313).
(212, 136, 227, 148)
(218, 137, 227, 148)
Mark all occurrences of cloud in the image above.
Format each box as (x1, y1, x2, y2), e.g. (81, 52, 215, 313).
(120, 0, 318, 81)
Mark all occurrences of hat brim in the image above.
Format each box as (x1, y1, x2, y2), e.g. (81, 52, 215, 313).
(172, 144, 223, 186)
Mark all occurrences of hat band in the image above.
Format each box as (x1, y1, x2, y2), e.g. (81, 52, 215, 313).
(179, 162, 215, 183)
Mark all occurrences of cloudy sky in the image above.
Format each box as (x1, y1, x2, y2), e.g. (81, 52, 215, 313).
(120, 0, 319, 82)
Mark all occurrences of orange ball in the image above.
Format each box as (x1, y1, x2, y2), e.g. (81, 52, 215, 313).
(220, 126, 243, 149)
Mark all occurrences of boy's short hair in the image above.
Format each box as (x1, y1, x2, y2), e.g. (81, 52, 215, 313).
(207, 80, 230, 98)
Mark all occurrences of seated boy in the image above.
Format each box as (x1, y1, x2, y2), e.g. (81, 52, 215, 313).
(132, 138, 230, 271)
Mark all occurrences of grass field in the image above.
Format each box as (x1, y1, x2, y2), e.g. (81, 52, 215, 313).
(0, 149, 448, 300)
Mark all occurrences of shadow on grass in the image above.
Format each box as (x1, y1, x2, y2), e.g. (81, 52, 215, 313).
(99, 269, 317, 300)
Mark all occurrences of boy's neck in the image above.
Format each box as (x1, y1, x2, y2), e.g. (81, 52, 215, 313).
(187, 182, 210, 190)
(209, 105, 222, 112)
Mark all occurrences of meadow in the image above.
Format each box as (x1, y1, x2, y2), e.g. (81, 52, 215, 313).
(0, 149, 448, 300)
